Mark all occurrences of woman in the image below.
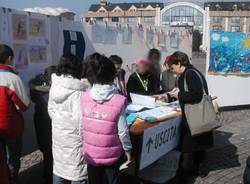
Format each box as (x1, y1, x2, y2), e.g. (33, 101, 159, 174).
(166, 51, 213, 182)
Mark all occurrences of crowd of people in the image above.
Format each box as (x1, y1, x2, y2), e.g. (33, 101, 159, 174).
(0, 43, 213, 184)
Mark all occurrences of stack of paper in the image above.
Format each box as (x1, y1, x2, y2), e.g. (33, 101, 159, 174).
(136, 106, 174, 122)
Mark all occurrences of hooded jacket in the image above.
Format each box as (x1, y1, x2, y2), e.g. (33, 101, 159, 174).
(0, 64, 30, 138)
(48, 74, 90, 181)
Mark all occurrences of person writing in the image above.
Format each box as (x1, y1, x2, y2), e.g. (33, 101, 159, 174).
(126, 57, 156, 102)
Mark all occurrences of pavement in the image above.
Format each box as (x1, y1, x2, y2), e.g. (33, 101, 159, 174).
(17, 110, 250, 184)
(19, 53, 250, 184)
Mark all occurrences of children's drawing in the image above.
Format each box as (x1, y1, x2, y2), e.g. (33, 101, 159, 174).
(12, 14, 27, 40)
(29, 46, 47, 63)
(13, 44, 28, 69)
(209, 32, 250, 75)
(30, 18, 46, 37)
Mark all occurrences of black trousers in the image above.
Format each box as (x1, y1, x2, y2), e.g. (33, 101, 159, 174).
(87, 159, 122, 184)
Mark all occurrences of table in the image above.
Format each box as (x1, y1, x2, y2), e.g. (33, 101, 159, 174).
(126, 111, 182, 183)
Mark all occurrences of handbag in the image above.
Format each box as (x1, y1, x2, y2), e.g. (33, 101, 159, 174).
(184, 69, 221, 136)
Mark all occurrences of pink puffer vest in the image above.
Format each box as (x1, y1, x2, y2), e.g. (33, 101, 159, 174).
(81, 92, 126, 166)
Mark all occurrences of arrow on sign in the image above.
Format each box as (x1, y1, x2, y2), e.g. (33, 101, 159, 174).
(146, 137, 153, 153)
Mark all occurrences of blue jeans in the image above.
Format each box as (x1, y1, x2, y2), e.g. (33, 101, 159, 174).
(53, 175, 88, 184)
(2, 137, 22, 183)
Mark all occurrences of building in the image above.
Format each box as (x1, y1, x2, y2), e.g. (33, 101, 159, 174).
(204, 2, 250, 33)
(83, 1, 250, 50)
(82, 0, 164, 26)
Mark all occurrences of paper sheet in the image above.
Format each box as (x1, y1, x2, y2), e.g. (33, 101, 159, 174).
(130, 93, 156, 108)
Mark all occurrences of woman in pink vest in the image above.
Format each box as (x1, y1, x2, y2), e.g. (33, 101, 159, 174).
(81, 53, 132, 184)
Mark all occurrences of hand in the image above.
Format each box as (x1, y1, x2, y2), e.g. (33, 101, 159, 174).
(169, 90, 179, 99)
(152, 95, 165, 101)
(125, 151, 132, 162)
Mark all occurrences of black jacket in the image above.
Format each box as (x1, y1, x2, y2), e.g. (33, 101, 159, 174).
(177, 65, 213, 151)
(126, 72, 157, 102)
(178, 65, 208, 112)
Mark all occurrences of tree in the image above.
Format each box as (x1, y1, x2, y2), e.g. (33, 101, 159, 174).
(192, 30, 202, 52)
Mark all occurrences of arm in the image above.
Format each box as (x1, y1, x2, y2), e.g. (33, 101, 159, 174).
(8, 77, 30, 112)
(117, 107, 132, 158)
(178, 70, 203, 104)
(47, 87, 55, 119)
(126, 76, 134, 102)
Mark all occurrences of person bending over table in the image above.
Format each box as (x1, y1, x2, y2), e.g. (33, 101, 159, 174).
(155, 51, 214, 183)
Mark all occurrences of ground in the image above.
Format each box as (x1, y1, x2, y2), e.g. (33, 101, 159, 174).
(19, 53, 250, 184)
(18, 110, 250, 184)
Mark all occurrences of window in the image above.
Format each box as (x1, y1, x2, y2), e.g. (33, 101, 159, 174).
(96, 17, 103, 21)
(231, 26, 240, 32)
(213, 25, 222, 31)
(231, 16, 240, 24)
(144, 16, 154, 22)
(128, 17, 136, 22)
(99, 10, 105, 13)
(111, 17, 119, 22)
(213, 16, 221, 24)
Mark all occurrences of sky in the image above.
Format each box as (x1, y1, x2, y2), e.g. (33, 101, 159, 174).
(1, 0, 248, 19)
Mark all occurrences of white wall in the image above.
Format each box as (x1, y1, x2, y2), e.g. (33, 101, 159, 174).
(207, 75, 250, 107)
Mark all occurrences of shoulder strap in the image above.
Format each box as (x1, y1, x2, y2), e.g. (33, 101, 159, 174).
(184, 69, 206, 94)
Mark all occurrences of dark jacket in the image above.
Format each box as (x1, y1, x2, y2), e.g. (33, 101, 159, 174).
(126, 72, 157, 102)
(177, 65, 213, 152)
(161, 70, 176, 92)
(30, 74, 50, 122)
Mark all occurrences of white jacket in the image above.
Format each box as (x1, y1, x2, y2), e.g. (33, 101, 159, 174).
(48, 74, 90, 181)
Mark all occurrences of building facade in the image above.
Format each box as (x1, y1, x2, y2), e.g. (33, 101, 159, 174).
(82, 1, 164, 26)
(83, 1, 250, 50)
(205, 2, 250, 33)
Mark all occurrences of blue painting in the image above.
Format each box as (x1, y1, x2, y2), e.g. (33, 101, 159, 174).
(209, 32, 250, 75)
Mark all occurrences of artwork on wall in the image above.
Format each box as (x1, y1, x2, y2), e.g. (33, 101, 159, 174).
(13, 44, 28, 69)
(29, 45, 47, 63)
(12, 14, 27, 40)
(29, 18, 46, 37)
(209, 32, 250, 75)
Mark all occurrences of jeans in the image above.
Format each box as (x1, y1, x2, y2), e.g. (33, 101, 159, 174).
(53, 175, 88, 184)
(87, 158, 123, 184)
(2, 137, 22, 183)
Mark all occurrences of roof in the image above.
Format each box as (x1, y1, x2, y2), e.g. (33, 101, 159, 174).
(88, 2, 164, 12)
(24, 7, 74, 16)
(204, 2, 250, 11)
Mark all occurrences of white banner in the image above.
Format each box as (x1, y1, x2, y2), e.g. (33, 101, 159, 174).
(140, 117, 182, 170)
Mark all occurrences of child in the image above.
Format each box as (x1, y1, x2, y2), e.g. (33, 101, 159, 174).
(48, 55, 89, 184)
(81, 53, 132, 184)
(0, 44, 30, 183)
(109, 55, 126, 96)
(29, 65, 57, 184)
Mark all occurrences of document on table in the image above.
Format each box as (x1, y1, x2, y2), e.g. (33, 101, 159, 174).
(136, 106, 175, 122)
(130, 93, 157, 108)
